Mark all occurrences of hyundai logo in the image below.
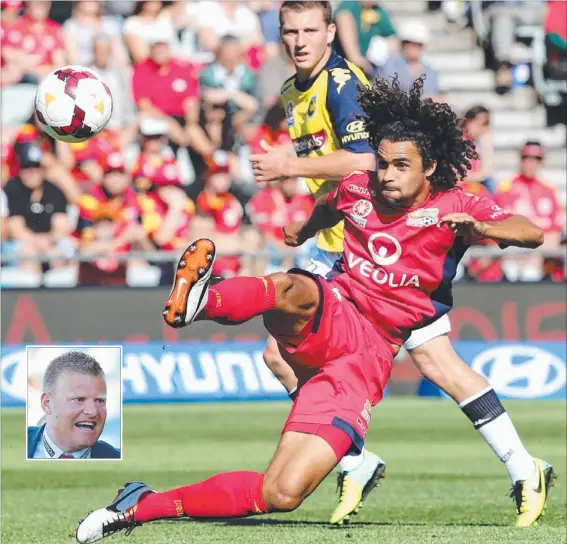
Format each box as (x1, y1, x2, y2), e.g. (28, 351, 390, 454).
(471, 345, 566, 399)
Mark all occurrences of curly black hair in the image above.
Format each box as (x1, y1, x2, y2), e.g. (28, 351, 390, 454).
(357, 75, 478, 189)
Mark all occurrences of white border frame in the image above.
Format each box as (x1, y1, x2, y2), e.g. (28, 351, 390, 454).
(25, 344, 123, 462)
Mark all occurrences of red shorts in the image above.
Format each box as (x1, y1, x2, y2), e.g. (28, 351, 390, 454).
(275, 270, 394, 455)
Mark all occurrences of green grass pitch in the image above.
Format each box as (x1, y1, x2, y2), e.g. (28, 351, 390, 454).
(2, 398, 565, 544)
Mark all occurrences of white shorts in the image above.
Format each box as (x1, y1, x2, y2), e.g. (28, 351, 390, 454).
(305, 247, 452, 350)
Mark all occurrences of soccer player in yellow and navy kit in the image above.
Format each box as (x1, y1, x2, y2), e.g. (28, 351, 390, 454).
(251, 1, 553, 528)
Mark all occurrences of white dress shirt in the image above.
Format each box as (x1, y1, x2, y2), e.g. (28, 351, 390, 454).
(33, 428, 91, 459)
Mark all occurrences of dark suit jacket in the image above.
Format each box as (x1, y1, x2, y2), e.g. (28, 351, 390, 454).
(27, 424, 121, 459)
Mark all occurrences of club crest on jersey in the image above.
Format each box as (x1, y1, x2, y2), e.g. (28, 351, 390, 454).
(406, 208, 439, 227)
(307, 95, 317, 118)
(350, 199, 372, 227)
(286, 100, 295, 126)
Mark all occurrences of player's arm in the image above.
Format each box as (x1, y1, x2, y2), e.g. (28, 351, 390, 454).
(284, 194, 342, 247)
(441, 213, 544, 249)
(286, 148, 375, 180)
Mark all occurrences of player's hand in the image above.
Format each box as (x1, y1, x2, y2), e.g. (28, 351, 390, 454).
(283, 220, 309, 247)
(440, 213, 487, 237)
(249, 140, 290, 183)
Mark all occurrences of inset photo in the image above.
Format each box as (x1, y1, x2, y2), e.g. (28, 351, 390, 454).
(26, 346, 122, 460)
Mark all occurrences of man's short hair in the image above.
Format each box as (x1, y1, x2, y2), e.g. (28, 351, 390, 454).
(43, 352, 105, 394)
(279, 1, 333, 26)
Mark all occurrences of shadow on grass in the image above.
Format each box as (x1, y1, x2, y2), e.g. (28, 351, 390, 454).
(160, 518, 508, 528)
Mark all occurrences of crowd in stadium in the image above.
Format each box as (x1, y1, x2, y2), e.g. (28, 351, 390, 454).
(1, 0, 565, 287)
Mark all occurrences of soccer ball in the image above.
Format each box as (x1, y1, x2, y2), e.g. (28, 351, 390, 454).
(35, 65, 113, 143)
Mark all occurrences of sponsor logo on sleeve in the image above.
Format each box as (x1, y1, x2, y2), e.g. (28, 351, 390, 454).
(341, 119, 369, 144)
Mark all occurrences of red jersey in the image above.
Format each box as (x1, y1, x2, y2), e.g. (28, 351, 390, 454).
(247, 124, 291, 155)
(2, 15, 64, 66)
(197, 191, 244, 277)
(132, 59, 199, 117)
(495, 175, 563, 233)
(70, 130, 121, 184)
(131, 152, 181, 191)
(248, 188, 313, 242)
(325, 171, 512, 345)
(138, 191, 195, 251)
(76, 184, 141, 252)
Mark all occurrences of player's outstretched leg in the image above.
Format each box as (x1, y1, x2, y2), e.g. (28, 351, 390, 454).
(410, 334, 556, 527)
(76, 430, 350, 543)
(263, 336, 387, 526)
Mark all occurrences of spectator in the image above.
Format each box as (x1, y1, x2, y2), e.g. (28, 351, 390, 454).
(90, 34, 137, 145)
(376, 19, 442, 101)
(59, 128, 122, 192)
(242, 102, 291, 155)
(123, 1, 175, 63)
(200, 35, 260, 138)
(247, 1, 281, 62)
(3, 144, 72, 275)
(495, 140, 565, 281)
(132, 119, 194, 252)
(1, 0, 65, 85)
(485, 1, 546, 94)
(460, 105, 496, 195)
(196, 152, 246, 278)
(247, 177, 314, 274)
(194, 1, 264, 58)
(256, 42, 295, 111)
(158, 1, 213, 65)
(131, 29, 215, 160)
(335, 1, 398, 75)
(76, 152, 150, 286)
(544, 1, 567, 80)
(63, 1, 126, 68)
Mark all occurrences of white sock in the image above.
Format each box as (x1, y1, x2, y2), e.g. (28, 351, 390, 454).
(460, 388, 535, 482)
(339, 450, 365, 472)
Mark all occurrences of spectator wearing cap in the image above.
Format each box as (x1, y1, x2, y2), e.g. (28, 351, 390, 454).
(376, 19, 442, 101)
(196, 152, 247, 278)
(335, 0, 398, 75)
(90, 34, 137, 146)
(495, 141, 565, 282)
(132, 118, 195, 254)
(76, 152, 151, 286)
(131, 29, 215, 159)
(460, 105, 496, 195)
(123, 1, 173, 63)
(63, 1, 126, 68)
(200, 35, 259, 144)
(3, 144, 73, 275)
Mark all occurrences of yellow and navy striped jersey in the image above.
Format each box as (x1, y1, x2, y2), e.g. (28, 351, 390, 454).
(280, 51, 372, 253)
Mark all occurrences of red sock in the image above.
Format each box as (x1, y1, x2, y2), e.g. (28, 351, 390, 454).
(203, 276, 276, 323)
(133, 471, 268, 522)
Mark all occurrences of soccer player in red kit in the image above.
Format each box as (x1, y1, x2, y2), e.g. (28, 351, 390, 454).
(76, 77, 554, 543)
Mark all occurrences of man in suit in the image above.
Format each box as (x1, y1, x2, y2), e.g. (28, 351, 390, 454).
(27, 351, 120, 459)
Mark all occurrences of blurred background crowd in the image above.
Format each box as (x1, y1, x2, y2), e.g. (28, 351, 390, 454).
(1, 0, 565, 288)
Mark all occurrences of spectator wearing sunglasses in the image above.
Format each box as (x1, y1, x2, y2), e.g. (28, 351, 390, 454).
(495, 141, 565, 281)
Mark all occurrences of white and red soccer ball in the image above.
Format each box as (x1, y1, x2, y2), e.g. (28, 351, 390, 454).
(35, 65, 113, 143)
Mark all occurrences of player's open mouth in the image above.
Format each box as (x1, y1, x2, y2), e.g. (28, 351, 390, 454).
(294, 51, 309, 61)
(75, 421, 96, 431)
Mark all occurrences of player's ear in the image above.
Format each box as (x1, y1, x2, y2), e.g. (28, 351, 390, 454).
(40, 392, 52, 415)
(327, 22, 336, 45)
(424, 160, 437, 179)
